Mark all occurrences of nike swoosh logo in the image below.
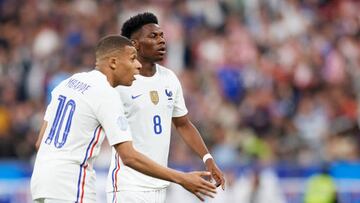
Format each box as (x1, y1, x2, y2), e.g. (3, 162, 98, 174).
(131, 94, 142, 99)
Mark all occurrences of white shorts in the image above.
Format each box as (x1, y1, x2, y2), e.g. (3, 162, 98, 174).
(34, 198, 96, 203)
(107, 188, 167, 203)
(33, 198, 74, 203)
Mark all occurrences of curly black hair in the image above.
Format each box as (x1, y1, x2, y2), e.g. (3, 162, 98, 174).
(121, 12, 158, 39)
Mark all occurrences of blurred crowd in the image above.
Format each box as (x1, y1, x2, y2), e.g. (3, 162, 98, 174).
(0, 0, 359, 176)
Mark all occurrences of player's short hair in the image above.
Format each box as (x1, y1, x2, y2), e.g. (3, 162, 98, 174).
(121, 12, 158, 39)
(95, 35, 132, 59)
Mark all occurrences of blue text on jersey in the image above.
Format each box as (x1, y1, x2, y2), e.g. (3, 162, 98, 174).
(66, 78, 91, 94)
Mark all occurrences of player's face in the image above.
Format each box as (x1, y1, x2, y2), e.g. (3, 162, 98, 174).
(114, 45, 141, 86)
(136, 23, 166, 62)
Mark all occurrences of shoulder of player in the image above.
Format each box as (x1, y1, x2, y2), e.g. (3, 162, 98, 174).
(92, 84, 118, 99)
(156, 64, 178, 79)
(86, 86, 121, 112)
(72, 71, 117, 99)
(51, 75, 73, 94)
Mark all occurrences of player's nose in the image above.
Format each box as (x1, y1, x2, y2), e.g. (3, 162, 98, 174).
(134, 59, 142, 73)
(158, 37, 165, 45)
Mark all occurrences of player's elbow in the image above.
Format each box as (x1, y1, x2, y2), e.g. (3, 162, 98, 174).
(120, 153, 137, 167)
(114, 141, 138, 167)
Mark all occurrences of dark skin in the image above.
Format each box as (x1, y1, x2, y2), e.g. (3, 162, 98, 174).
(131, 24, 166, 76)
(131, 23, 225, 190)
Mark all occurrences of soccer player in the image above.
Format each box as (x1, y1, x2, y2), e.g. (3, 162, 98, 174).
(106, 13, 225, 203)
(31, 35, 217, 203)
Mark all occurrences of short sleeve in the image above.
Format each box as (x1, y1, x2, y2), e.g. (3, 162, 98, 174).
(172, 75, 188, 117)
(95, 90, 132, 146)
(44, 91, 57, 121)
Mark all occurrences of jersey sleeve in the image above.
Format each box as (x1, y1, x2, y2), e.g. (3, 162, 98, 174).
(44, 90, 58, 122)
(95, 90, 132, 146)
(172, 75, 188, 117)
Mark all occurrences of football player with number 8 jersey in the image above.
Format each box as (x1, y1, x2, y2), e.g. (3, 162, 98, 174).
(106, 13, 225, 203)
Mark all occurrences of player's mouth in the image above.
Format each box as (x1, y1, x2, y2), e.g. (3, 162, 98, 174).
(157, 47, 166, 55)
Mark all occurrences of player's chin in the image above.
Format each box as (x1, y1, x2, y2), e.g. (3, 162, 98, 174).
(124, 79, 134, 86)
(154, 55, 165, 62)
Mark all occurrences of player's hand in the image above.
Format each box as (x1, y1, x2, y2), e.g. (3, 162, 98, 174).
(205, 159, 225, 190)
(179, 171, 217, 201)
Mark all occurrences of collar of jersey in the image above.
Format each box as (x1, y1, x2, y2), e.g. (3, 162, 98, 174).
(135, 64, 160, 81)
(93, 68, 108, 81)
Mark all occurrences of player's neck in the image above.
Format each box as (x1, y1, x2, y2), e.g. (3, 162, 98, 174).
(96, 66, 116, 87)
(139, 61, 156, 77)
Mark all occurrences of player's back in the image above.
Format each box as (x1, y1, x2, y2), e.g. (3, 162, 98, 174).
(31, 70, 113, 202)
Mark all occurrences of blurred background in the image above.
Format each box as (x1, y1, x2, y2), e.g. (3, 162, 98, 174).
(0, 0, 360, 202)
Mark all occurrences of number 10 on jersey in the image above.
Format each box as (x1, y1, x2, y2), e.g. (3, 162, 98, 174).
(45, 95, 76, 148)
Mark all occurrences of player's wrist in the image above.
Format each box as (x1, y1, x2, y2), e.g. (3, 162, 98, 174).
(172, 171, 186, 185)
(202, 153, 213, 163)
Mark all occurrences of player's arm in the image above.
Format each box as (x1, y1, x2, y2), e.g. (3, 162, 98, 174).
(35, 121, 48, 151)
(114, 141, 216, 201)
(172, 115, 225, 190)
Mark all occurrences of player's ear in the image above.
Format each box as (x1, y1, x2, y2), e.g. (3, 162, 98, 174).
(131, 39, 139, 50)
(109, 57, 116, 70)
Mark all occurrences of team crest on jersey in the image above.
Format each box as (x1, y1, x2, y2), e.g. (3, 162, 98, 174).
(150, 90, 159, 105)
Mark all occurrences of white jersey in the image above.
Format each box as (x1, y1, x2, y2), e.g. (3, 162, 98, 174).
(107, 64, 188, 192)
(31, 70, 132, 202)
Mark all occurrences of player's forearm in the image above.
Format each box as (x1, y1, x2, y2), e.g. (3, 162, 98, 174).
(126, 150, 185, 183)
(173, 116, 210, 159)
(114, 141, 184, 184)
(176, 121, 209, 159)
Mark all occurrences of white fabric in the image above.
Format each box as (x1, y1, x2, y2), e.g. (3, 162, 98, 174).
(107, 188, 167, 203)
(34, 198, 87, 203)
(31, 70, 132, 202)
(107, 64, 188, 192)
